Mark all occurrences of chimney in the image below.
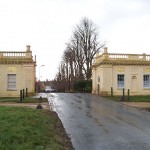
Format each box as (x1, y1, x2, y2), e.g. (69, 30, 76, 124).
(104, 47, 108, 53)
(26, 45, 31, 52)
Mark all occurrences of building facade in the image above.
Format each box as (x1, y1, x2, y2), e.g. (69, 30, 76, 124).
(92, 47, 150, 96)
(0, 45, 36, 97)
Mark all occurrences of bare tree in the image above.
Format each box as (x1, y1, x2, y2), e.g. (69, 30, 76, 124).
(67, 32, 85, 80)
(75, 17, 105, 79)
(55, 17, 105, 90)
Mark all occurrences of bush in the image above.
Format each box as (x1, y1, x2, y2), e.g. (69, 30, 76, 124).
(74, 80, 92, 92)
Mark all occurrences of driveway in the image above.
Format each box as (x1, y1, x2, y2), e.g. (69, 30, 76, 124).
(47, 93, 150, 150)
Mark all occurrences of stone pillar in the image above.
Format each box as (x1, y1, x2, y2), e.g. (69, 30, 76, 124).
(104, 47, 108, 53)
(26, 45, 32, 58)
(26, 45, 31, 52)
(103, 47, 108, 59)
(142, 53, 146, 60)
(92, 67, 96, 94)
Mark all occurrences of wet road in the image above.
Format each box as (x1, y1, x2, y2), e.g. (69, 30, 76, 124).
(47, 93, 150, 150)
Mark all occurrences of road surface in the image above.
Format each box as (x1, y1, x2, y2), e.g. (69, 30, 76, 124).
(47, 93, 150, 150)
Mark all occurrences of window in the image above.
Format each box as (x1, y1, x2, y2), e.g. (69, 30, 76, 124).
(143, 75, 150, 88)
(117, 74, 124, 88)
(8, 74, 16, 90)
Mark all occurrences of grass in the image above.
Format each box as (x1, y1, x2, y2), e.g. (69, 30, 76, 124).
(104, 95, 150, 102)
(0, 106, 73, 150)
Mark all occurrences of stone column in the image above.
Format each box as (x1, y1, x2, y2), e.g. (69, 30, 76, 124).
(26, 45, 31, 52)
(92, 67, 96, 94)
(26, 45, 32, 58)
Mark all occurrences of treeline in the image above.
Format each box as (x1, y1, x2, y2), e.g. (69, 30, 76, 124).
(52, 17, 105, 92)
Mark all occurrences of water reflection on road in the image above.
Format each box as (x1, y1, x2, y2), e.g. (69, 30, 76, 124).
(47, 93, 150, 150)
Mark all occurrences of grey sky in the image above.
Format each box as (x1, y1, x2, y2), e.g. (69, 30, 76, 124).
(0, 0, 150, 80)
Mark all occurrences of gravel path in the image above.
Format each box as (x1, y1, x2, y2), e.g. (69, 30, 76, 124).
(0, 102, 50, 109)
(0, 101, 150, 110)
(122, 102, 150, 108)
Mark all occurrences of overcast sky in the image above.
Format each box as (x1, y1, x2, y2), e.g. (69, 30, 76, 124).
(0, 0, 150, 80)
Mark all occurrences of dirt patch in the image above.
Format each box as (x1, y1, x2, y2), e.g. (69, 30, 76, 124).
(122, 102, 150, 109)
(122, 102, 150, 112)
(0, 102, 50, 109)
(50, 111, 74, 150)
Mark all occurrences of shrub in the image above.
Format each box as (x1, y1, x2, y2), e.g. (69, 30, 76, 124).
(74, 80, 92, 92)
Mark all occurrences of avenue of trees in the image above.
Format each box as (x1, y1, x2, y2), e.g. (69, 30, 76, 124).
(51, 17, 105, 92)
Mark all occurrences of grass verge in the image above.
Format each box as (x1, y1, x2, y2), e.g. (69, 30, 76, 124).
(0, 107, 74, 150)
(104, 95, 150, 102)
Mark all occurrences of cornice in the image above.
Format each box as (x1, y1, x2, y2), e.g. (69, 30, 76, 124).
(0, 59, 35, 64)
(94, 60, 150, 67)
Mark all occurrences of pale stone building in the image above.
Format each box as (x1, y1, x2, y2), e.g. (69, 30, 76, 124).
(0, 45, 36, 97)
(92, 47, 150, 96)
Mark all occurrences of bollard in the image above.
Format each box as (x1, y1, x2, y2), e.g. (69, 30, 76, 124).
(36, 103, 43, 109)
(23, 89, 25, 99)
(26, 88, 28, 97)
(123, 88, 125, 101)
(111, 87, 113, 97)
(39, 96, 43, 103)
(128, 89, 130, 101)
(20, 90, 22, 102)
(119, 89, 125, 102)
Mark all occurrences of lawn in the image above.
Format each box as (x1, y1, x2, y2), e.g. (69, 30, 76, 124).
(104, 95, 150, 102)
(0, 107, 73, 150)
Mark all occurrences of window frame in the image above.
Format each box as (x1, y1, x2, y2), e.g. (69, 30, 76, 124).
(143, 74, 150, 88)
(117, 74, 125, 89)
(7, 74, 16, 90)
